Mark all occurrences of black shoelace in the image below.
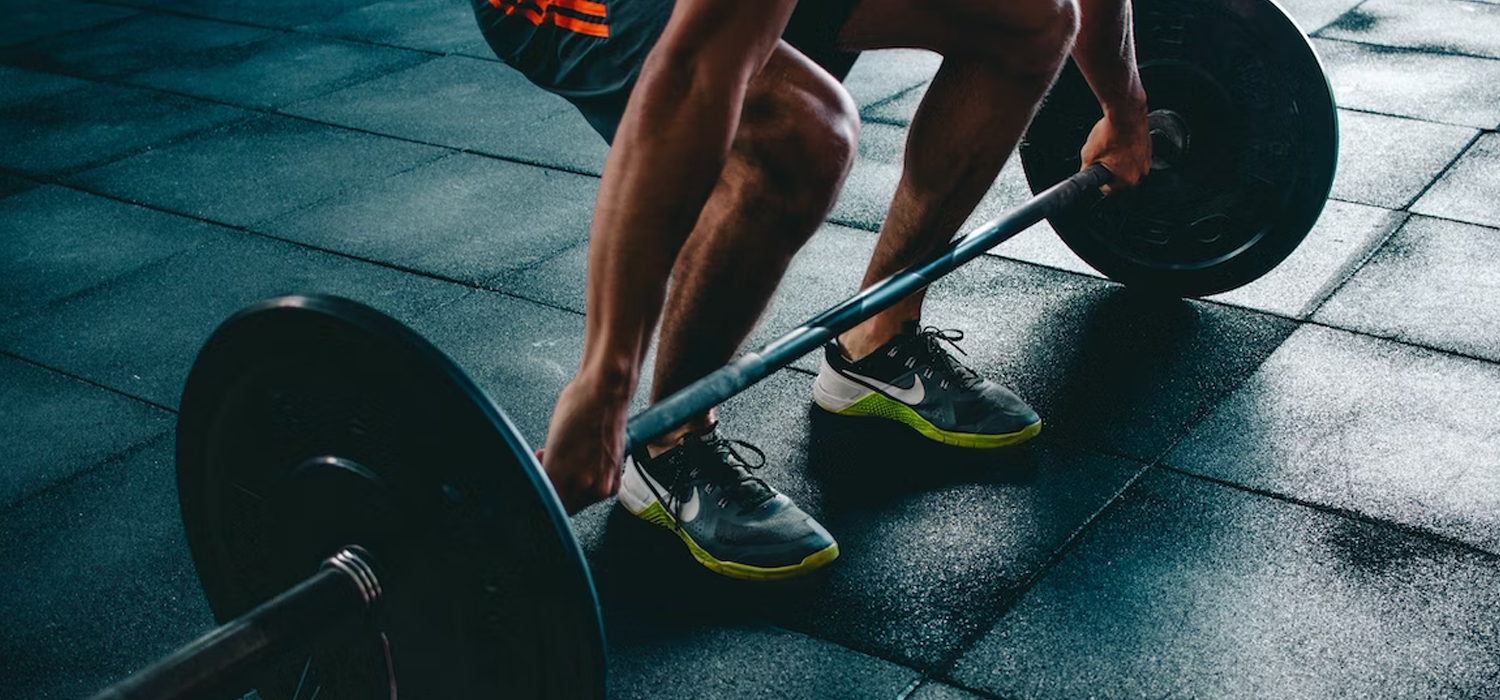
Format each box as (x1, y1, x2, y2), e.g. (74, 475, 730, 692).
(909, 327, 983, 391)
(642, 433, 773, 526)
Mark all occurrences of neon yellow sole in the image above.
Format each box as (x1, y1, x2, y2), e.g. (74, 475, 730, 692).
(819, 392, 1042, 449)
(631, 502, 840, 581)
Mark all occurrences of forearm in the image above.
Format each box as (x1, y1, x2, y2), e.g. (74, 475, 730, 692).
(575, 0, 794, 392)
(1071, 0, 1146, 117)
(578, 58, 748, 391)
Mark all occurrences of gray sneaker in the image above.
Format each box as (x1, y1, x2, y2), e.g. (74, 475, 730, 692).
(618, 427, 839, 580)
(812, 323, 1041, 448)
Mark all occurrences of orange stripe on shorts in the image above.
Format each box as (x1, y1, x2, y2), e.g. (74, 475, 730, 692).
(491, 0, 608, 37)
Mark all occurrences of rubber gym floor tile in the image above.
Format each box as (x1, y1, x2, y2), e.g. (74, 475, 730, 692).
(605, 623, 922, 700)
(0, 436, 217, 700)
(862, 83, 925, 125)
(843, 49, 940, 110)
(949, 470, 1500, 699)
(1205, 200, 1406, 319)
(1165, 325, 1500, 555)
(0, 65, 94, 110)
(1413, 132, 1500, 228)
(0, 357, 172, 510)
(66, 114, 449, 228)
(405, 289, 589, 444)
(1329, 109, 1478, 210)
(1317, 0, 1500, 60)
(297, 0, 495, 57)
(1275, 0, 1366, 33)
(0, 186, 227, 321)
(123, 0, 377, 29)
(126, 32, 431, 110)
(1315, 216, 1500, 361)
(283, 55, 609, 175)
(0, 172, 38, 200)
(0, 14, 272, 80)
(0, 233, 472, 409)
(922, 255, 1298, 462)
(906, 681, 990, 700)
(0, 83, 251, 177)
(580, 368, 1145, 672)
(481, 239, 590, 311)
(0, 0, 138, 49)
(1314, 39, 1500, 129)
(260, 152, 597, 284)
(990, 225, 1097, 280)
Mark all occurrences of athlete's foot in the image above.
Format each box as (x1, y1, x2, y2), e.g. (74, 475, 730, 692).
(618, 425, 839, 580)
(813, 321, 1041, 448)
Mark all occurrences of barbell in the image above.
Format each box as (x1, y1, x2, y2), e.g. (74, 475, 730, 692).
(83, 0, 1335, 696)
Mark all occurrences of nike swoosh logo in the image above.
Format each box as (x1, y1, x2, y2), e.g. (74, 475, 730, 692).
(844, 371, 925, 405)
(677, 488, 701, 523)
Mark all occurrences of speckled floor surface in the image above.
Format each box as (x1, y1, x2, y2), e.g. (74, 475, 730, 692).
(2, 0, 1498, 698)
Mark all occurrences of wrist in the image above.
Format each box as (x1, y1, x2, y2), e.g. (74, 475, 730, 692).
(1101, 81, 1148, 121)
(575, 358, 639, 405)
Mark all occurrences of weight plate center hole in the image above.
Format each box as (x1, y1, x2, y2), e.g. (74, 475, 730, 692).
(1148, 109, 1190, 171)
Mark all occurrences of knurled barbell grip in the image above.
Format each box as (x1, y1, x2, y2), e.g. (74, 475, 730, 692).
(86, 547, 382, 700)
(626, 163, 1114, 450)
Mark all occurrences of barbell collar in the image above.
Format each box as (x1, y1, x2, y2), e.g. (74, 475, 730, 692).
(86, 547, 381, 700)
(626, 163, 1113, 449)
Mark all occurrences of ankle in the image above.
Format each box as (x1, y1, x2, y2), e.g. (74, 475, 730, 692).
(840, 318, 915, 361)
(645, 415, 716, 458)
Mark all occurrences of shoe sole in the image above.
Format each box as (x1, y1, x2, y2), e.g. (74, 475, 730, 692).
(628, 501, 840, 581)
(814, 384, 1041, 449)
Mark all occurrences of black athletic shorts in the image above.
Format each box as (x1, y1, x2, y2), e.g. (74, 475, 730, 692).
(472, 0, 863, 143)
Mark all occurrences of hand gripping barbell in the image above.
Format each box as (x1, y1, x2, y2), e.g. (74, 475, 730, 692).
(84, 0, 1335, 696)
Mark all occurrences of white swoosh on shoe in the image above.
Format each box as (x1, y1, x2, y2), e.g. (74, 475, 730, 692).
(677, 488, 701, 523)
(843, 371, 926, 405)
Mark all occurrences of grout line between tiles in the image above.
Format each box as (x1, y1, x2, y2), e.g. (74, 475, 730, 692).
(1399, 129, 1486, 209)
(0, 57, 608, 180)
(931, 457, 1157, 675)
(1158, 465, 1500, 561)
(0, 350, 179, 414)
(1297, 209, 1412, 319)
(0, 431, 175, 521)
(72, 0, 457, 59)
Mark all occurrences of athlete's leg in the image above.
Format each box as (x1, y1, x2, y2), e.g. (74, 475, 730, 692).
(832, 0, 1080, 359)
(644, 42, 859, 453)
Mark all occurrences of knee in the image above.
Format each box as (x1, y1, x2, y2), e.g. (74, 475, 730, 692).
(942, 0, 1079, 77)
(735, 69, 859, 215)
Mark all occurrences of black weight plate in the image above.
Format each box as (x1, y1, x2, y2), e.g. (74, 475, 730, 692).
(1020, 0, 1338, 297)
(177, 295, 605, 700)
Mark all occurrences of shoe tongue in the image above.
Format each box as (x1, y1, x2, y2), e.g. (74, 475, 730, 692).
(695, 435, 773, 508)
(899, 320, 922, 336)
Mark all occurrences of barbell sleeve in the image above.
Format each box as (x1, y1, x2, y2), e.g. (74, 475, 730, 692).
(625, 163, 1113, 449)
(86, 548, 381, 700)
